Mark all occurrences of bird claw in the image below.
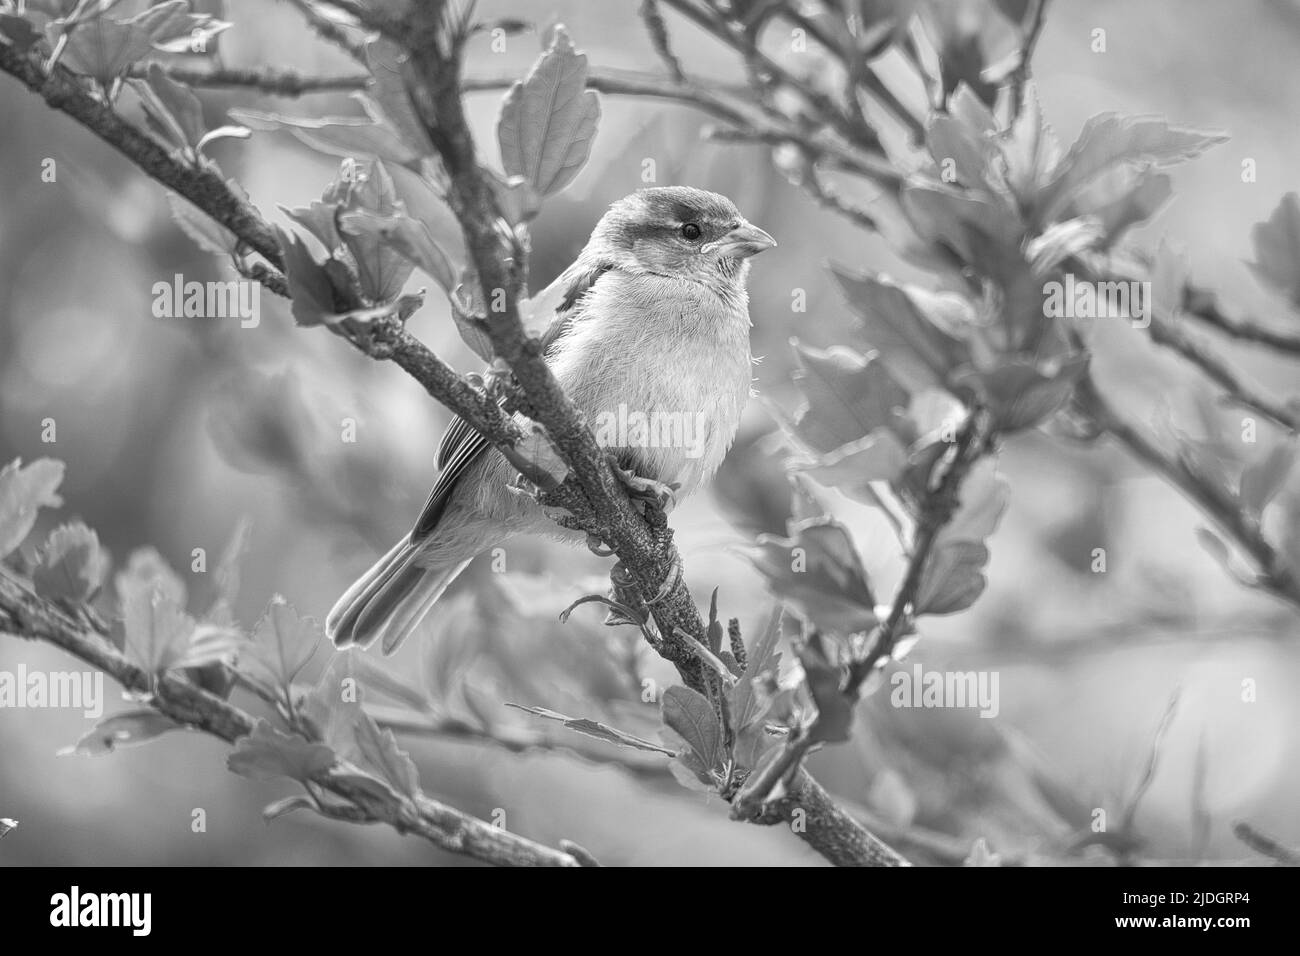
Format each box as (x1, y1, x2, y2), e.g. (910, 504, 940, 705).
(645, 552, 682, 606)
(613, 464, 679, 517)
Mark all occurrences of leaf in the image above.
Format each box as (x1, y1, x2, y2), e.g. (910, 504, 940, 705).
(951, 354, 1089, 432)
(661, 685, 723, 773)
(1039, 114, 1228, 223)
(486, 170, 543, 225)
(0, 458, 65, 559)
(830, 266, 969, 392)
(130, 62, 205, 153)
(114, 546, 186, 610)
(938, 457, 1010, 545)
(273, 225, 339, 326)
(337, 160, 415, 301)
(228, 720, 335, 782)
(262, 795, 318, 823)
(298, 651, 365, 762)
(515, 425, 570, 486)
(0, 818, 15, 839)
(745, 518, 877, 636)
(779, 340, 911, 453)
(1025, 217, 1104, 275)
(208, 517, 252, 624)
(1064, 166, 1172, 247)
(167, 194, 238, 256)
(797, 632, 854, 744)
(1249, 192, 1300, 308)
(339, 208, 454, 293)
(363, 39, 434, 156)
(59, 710, 179, 756)
(915, 540, 990, 614)
(245, 596, 321, 691)
(451, 293, 494, 361)
(32, 522, 107, 602)
(996, 83, 1061, 203)
(53, 2, 187, 87)
(506, 704, 676, 755)
(497, 26, 601, 197)
(794, 429, 909, 499)
(355, 711, 420, 799)
(729, 607, 783, 736)
(1240, 443, 1296, 519)
(230, 106, 420, 166)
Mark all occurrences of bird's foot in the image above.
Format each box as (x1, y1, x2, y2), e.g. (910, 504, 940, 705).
(612, 463, 679, 519)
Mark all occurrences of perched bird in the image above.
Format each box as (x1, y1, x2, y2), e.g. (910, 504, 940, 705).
(327, 186, 776, 653)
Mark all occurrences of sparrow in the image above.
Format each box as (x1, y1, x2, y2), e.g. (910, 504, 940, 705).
(327, 186, 776, 653)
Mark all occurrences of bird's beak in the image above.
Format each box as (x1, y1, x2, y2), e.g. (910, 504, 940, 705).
(709, 220, 777, 259)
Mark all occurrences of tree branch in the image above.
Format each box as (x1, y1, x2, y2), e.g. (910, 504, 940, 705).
(0, 570, 590, 867)
(1076, 371, 1300, 612)
(127, 63, 369, 96)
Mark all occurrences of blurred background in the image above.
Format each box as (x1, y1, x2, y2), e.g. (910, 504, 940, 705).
(2, 0, 1299, 865)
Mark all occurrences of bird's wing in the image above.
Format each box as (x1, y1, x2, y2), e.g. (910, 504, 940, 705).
(409, 256, 613, 542)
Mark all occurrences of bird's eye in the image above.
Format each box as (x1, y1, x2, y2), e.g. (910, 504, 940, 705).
(681, 222, 702, 241)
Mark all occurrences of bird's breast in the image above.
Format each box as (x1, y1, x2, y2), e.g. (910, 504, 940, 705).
(547, 271, 754, 494)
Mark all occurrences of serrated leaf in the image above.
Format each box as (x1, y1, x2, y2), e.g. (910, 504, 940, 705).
(1249, 192, 1300, 308)
(59, 710, 179, 756)
(497, 26, 600, 197)
(780, 340, 912, 453)
(228, 719, 335, 782)
(745, 518, 877, 636)
(1040, 114, 1228, 224)
(1240, 443, 1296, 519)
(298, 651, 364, 762)
(32, 522, 107, 602)
(167, 194, 237, 256)
(355, 711, 419, 799)
(53, 2, 189, 87)
(115, 546, 186, 610)
(506, 704, 676, 755)
(120, 584, 194, 673)
(0, 458, 65, 559)
(245, 596, 321, 691)
(335, 160, 414, 301)
(661, 685, 722, 773)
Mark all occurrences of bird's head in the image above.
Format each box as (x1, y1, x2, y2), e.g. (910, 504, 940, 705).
(588, 186, 776, 286)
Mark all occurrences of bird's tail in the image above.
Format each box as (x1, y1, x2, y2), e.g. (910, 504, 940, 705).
(326, 539, 470, 655)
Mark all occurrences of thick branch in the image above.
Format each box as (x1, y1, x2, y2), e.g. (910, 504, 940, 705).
(0, 571, 587, 867)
